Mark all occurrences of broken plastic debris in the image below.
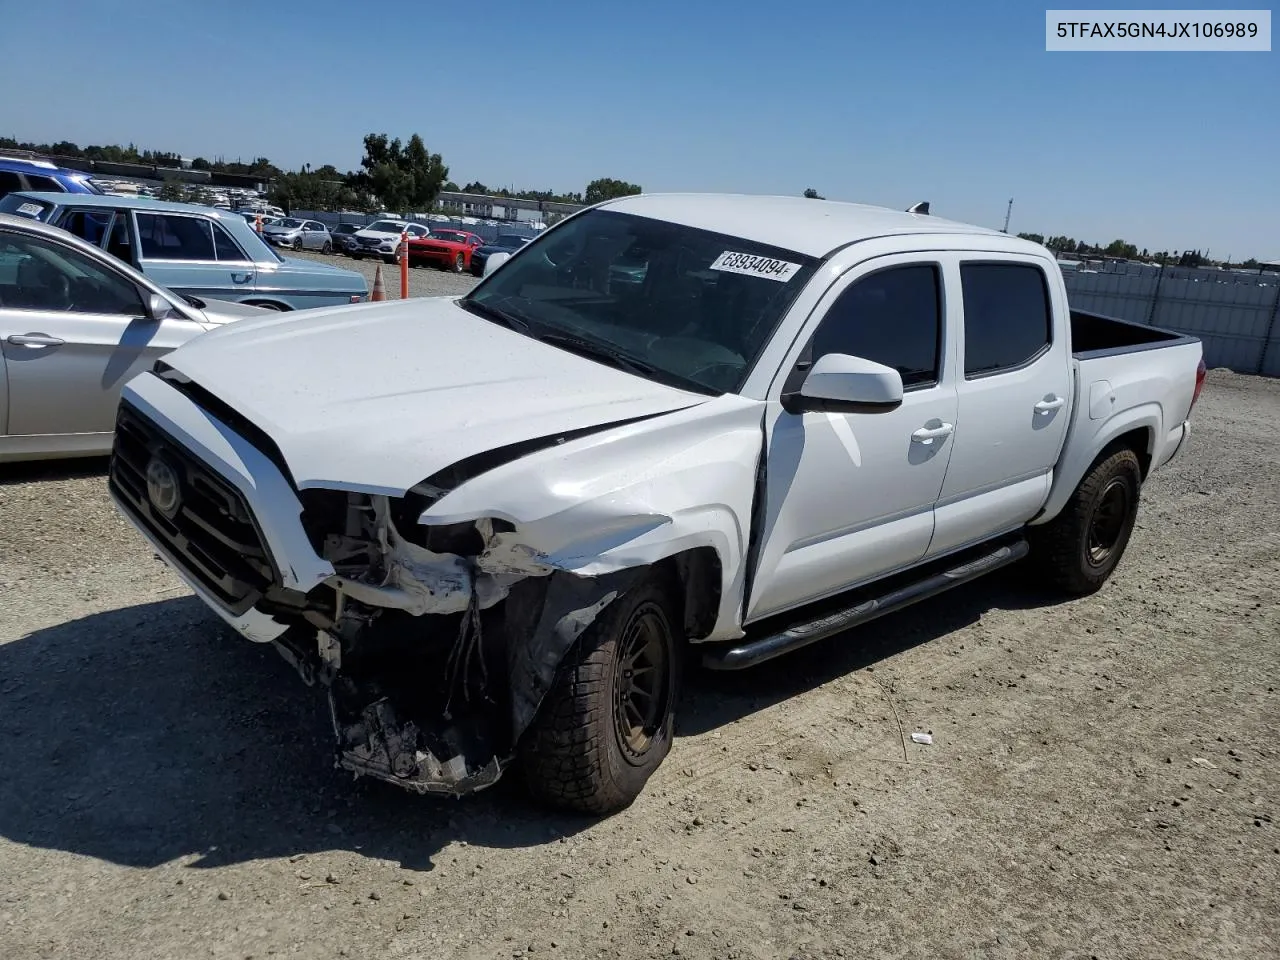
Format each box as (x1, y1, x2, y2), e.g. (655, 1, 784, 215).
(910, 732, 934, 745)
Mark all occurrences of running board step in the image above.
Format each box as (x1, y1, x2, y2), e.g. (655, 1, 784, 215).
(702, 539, 1030, 671)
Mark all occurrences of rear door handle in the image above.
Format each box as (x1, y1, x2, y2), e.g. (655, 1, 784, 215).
(1034, 396, 1066, 414)
(911, 422, 954, 443)
(7, 333, 65, 347)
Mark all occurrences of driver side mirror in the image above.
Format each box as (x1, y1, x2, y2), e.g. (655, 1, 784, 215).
(781, 353, 904, 415)
(146, 292, 174, 321)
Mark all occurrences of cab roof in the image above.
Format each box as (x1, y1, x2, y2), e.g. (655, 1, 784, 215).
(6, 190, 244, 221)
(596, 192, 1023, 259)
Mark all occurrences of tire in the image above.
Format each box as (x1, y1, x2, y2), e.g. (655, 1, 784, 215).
(383, 254, 397, 265)
(1029, 446, 1142, 596)
(519, 577, 681, 815)
(322, 241, 332, 254)
(292, 237, 302, 251)
(453, 252, 465, 273)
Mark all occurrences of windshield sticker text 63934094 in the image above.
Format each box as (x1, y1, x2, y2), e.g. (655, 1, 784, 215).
(709, 251, 802, 282)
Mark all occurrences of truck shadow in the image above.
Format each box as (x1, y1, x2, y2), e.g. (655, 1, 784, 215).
(678, 569, 1061, 736)
(0, 573, 1057, 873)
(0, 455, 109, 485)
(0, 597, 581, 874)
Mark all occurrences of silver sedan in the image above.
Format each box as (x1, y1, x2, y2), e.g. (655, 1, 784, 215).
(0, 212, 270, 463)
(261, 218, 334, 252)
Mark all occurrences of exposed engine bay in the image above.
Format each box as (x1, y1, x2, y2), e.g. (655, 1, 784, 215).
(263, 489, 643, 796)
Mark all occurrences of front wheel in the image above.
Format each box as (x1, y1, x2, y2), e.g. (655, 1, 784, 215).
(519, 577, 681, 815)
(1029, 447, 1142, 596)
(292, 237, 303, 251)
(322, 241, 332, 254)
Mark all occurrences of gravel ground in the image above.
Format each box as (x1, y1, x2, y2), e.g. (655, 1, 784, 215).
(291, 248, 480, 300)
(0, 369, 1277, 960)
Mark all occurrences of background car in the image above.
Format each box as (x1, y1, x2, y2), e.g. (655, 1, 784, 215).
(406, 228, 483, 272)
(328, 222, 363, 253)
(350, 219, 430, 264)
(0, 156, 102, 202)
(0, 192, 368, 311)
(469, 233, 532, 277)
(0, 211, 270, 462)
(261, 217, 333, 252)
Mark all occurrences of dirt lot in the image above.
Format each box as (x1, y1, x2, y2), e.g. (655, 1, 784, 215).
(1, 369, 1276, 960)
(291, 247, 480, 300)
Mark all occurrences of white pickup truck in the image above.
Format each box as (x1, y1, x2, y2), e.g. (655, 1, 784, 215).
(107, 193, 1206, 814)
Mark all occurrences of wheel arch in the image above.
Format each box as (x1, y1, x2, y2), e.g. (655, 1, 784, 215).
(1033, 405, 1159, 526)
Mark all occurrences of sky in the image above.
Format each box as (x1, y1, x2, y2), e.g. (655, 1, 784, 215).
(1, 0, 1275, 257)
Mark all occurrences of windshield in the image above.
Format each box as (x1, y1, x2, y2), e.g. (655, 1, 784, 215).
(462, 209, 820, 394)
(365, 220, 404, 233)
(429, 231, 468, 243)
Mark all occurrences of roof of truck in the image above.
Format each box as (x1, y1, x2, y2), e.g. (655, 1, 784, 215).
(597, 192, 1017, 259)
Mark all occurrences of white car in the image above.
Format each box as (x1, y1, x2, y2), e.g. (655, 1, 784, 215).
(106, 193, 1205, 813)
(348, 219, 430, 263)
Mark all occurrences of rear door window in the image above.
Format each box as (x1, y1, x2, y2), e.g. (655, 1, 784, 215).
(0, 171, 24, 197)
(135, 213, 216, 261)
(959, 263, 1053, 377)
(60, 209, 115, 248)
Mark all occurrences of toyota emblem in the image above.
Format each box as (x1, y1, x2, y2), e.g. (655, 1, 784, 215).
(145, 456, 182, 518)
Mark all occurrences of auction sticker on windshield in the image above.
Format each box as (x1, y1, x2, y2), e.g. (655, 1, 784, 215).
(16, 202, 45, 218)
(709, 251, 802, 282)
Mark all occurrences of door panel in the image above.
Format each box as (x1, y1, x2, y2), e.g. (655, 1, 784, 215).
(746, 259, 958, 622)
(135, 211, 257, 301)
(928, 257, 1071, 557)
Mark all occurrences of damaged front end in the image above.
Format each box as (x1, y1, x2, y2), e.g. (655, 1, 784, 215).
(267, 488, 640, 797)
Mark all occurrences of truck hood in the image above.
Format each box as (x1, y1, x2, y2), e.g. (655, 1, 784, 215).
(159, 297, 708, 495)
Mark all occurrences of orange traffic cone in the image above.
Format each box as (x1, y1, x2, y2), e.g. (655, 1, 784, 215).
(370, 264, 386, 301)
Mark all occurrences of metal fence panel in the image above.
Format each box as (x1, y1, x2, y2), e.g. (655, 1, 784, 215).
(1062, 269, 1280, 376)
(288, 210, 544, 244)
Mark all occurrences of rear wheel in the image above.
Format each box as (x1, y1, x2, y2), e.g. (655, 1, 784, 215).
(453, 252, 465, 273)
(520, 577, 681, 815)
(1029, 447, 1142, 595)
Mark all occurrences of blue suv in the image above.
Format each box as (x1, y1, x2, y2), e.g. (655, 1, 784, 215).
(0, 156, 101, 201)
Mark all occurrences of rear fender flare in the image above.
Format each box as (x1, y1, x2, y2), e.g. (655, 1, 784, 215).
(1033, 403, 1160, 525)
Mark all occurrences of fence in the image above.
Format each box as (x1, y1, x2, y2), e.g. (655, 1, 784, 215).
(288, 210, 545, 245)
(1061, 265, 1280, 377)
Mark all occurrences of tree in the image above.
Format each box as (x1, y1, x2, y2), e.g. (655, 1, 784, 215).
(584, 178, 641, 205)
(157, 178, 186, 202)
(1017, 232, 1045, 245)
(1104, 239, 1138, 259)
(803, 188, 824, 199)
(350, 132, 449, 213)
(461, 181, 489, 194)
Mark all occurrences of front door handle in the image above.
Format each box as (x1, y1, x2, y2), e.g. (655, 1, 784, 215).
(7, 333, 65, 347)
(231, 272, 254, 284)
(911, 422, 954, 444)
(1034, 396, 1067, 414)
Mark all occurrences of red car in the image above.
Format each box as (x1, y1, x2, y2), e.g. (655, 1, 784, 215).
(406, 229, 484, 272)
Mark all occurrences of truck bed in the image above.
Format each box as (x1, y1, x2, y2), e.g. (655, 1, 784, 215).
(1070, 309, 1197, 359)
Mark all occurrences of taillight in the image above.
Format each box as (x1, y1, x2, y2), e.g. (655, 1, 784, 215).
(1190, 357, 1207, 410)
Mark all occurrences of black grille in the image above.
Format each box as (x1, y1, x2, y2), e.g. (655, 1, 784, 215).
(109, 401, 277, 615)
